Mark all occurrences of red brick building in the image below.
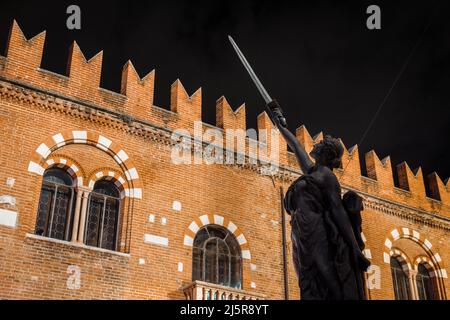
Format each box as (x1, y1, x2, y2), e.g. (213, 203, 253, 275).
(0, 21, 448, 300)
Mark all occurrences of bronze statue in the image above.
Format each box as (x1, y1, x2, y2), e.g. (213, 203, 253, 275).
(228, 36, 370, 299)
(268, 100, 370, 299)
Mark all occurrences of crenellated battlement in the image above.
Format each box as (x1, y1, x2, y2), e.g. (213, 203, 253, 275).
(397, 162, 426, 198)
(215, 96, 246, 131)
(120, 60, 155, 119)
(170, 79, 202, 125)
(5, 21, 46, 74)
(0, 20, 448, 211)
(365, 150, 394, 189)
(67, 41, 103, 90)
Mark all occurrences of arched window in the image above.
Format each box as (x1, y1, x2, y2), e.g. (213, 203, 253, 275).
(390, 257, 411, 300)
(35, 168, 76, 241)
(192, 225, 242, 289)
(85, 179, 121, 251)
(416, 263, 437, 300)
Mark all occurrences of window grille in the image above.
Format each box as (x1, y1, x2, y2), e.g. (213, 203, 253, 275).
(390, 257, 411, 300)
(35, 168, 76, 241)
(85, 179, 121, 251)
(192, 225, 242, 289)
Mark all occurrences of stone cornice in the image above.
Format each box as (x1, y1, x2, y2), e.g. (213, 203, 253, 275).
(357, 192, 450, 231)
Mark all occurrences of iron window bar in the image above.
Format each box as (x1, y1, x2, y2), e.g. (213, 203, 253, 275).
(390, 258, 411, 300)
(39, 180, 75, 241)
(193, 226, 243, 291)
(84, 191, 121, 251)
(416, 264, 436, 300)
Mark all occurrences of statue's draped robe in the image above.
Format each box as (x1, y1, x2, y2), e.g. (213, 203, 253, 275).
(285, 174, 365, 300)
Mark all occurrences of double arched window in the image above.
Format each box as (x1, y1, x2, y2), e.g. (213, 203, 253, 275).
(85, 179, 121, 251)
(390, 256, 440, 300)
(36, 168, 122, 252)
(192, 225, 242, 289)
(390, 257, 411, 300)
(35, 168, 76, 241)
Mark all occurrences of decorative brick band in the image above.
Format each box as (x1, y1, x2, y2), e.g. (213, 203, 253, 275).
(27, 129, 142, 199)
(87, 169, 140, 199)
(360, 194, 450, 231)
(43, 156, 83, 187)
(413, 256, 438, 277)
(390, 247, 412, 272)
(383, 227, 447, 278)
(183, 214, 252, 260)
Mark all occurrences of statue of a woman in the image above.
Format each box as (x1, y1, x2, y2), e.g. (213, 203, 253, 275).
(267, 100, 370, 300)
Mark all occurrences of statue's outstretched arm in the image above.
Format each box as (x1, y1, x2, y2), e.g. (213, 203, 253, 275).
(266, 101, 314, 173)
(324, 170, 370, 271)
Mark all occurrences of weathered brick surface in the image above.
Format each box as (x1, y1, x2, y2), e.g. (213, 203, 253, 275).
(0, 21, 448, 300)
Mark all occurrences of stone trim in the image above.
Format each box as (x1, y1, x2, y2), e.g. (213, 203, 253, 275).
(27, 129, 142, 199)
(25, 233, 131, 257)
(183, 214, 252, 260)
(383, 228, 447, 279)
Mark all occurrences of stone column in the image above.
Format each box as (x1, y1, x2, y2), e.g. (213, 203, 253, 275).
(77, 189, 91, 243)
(71, 190, 83, 242)
(407, 270, 418, 300)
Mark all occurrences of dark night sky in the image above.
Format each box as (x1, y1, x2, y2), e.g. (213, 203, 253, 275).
(0, 0, 449, 184)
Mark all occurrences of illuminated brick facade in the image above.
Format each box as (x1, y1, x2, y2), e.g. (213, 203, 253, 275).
(0, 21, 448, 300)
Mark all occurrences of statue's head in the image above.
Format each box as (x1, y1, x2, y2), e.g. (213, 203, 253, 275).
(310, 135, 344, 169)
(343, 190, 364, 214)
